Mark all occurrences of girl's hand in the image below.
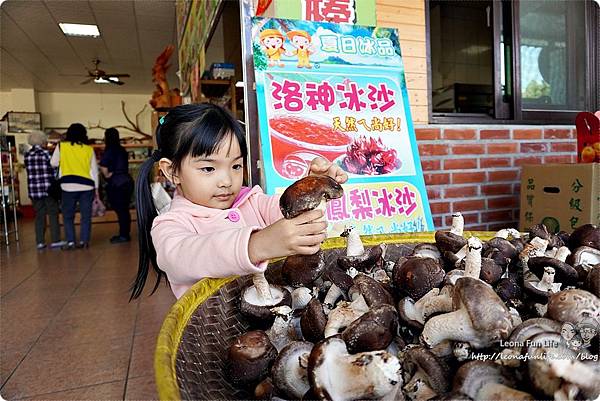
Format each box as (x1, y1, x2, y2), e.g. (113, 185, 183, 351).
(248, 209, 327, 263)
(308, 157, 348, 184)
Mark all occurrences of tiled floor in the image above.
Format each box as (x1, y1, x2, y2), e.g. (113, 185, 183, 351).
(1, 219, 175, 400)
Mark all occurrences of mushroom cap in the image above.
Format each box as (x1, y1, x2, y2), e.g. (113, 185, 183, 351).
(495, 277, 522, 305)
(482, 248, 511, 269)
(341, 304, 398, 353)
(546, 288, 600, 325)
(279, 175, 344, 219)
(527, 256, 578, 285)
(271, 341, 313, 399)
(435, 230, 467, 254)
(337, 244, 385, 273)
(526, 332, 574, 396)
(484, 238, 518, 261)
(435, 391, 473, 401)
(453, 361, 520, 400)
(528, 223, 552, 242)
(480, 257, 503, 285)
(282, 250, 326, 288)
(393, 257, 445, 301)
(324, 266, 354, 292)
(453, 277, 513, 341)
(568, 224, 600, 250)
(300, 298, 328, 343)
(523, 270, 557, 301)
(402, 346, 451, 394)
(508, 318, 561, 344)
(228, 330, 278, 386)
(254, 377, 275, 400)
(240, 285, 292, 328)
(349, 273, 394, 307)
(568, 246, 600, 268)
(411, 243, 443, 263)
(584, 264, 600, 297)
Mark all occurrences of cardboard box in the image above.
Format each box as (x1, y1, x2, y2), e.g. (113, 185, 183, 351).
(519, 163, 600, 233)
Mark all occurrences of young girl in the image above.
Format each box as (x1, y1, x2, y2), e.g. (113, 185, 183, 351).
(132, 103, 347, 299)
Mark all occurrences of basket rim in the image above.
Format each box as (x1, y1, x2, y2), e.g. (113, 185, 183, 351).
(153, 231, 497, 400)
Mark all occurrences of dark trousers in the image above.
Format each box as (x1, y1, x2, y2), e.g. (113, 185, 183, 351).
(61, 189, 94, 243)
(107, 179, 134, 237)
(31, 196, 61, 244)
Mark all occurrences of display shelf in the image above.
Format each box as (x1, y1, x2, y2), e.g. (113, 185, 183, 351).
(0, 144, 20, 244)
(200, 79, 237, 116)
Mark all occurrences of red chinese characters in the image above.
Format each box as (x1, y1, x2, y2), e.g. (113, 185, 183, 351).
(302, 0, 356, 23)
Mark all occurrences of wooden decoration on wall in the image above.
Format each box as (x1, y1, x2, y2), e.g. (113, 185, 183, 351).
(150, 45, 183, 110)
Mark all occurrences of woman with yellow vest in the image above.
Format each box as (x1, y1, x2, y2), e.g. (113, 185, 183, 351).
(51, 123, 99, 249)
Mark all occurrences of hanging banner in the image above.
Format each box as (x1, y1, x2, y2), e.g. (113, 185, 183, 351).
(252, 17, 434, 236)
(274, 0, 376, 26)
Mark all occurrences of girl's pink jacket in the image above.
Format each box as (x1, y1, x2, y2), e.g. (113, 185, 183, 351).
(151, 186, 282, 299)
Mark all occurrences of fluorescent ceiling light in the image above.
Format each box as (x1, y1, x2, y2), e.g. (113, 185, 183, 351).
(59, 23, 100, 38)
(94, 77, 110, 84)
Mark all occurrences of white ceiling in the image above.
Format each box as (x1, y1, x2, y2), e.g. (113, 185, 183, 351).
(0, 0, 179, 94)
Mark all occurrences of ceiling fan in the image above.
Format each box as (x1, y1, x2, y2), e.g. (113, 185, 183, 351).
(80, 59, 130, 85)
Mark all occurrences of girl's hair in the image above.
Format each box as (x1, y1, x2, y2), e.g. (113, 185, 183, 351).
(104, 127, 121, 148)
(27, 130, 48, 146)
(66, 123, 88, 145)
(131, 103, 248, 300)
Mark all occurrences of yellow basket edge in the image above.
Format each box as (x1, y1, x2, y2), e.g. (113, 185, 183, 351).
(154, 230, 497, 399)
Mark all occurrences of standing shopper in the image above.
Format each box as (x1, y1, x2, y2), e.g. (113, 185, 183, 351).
(51, 123, 99, 250)
(24, 131, 64, 250)
(99, 128, 134, 243)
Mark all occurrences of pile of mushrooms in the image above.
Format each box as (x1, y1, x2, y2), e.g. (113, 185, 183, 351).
(226, 176, 600, 401)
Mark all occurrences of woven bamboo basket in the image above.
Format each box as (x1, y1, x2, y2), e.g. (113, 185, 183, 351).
(155, 231, 496, 400)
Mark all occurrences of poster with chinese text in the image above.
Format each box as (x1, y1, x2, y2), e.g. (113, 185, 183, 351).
(252, 17, 433, 236)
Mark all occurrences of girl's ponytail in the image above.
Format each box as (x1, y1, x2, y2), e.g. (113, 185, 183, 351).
(130, 150, 165, 300)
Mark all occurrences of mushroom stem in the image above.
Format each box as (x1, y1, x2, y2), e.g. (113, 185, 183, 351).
(266, 306, 295, 351)
(554, 246, 571, 263)
(477, 383, 534, 400)
(323, 283, 343, 310)
(421, 308, 479, 347)
(345, 225, 365, 257)
(324, 295, 369, 337)
(533, 267, 561, 293)
(464, 237, 482, 279)
(253, 272, 273, 302)
(450, 212, 464, 236)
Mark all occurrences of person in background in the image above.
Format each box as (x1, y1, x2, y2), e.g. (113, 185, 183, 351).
(51, 123, 99, 250)
(99, 127, 134, 243)
(24, 131, 65, 250)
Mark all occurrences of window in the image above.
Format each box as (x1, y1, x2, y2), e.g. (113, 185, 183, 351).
(427, 0, 599, 123)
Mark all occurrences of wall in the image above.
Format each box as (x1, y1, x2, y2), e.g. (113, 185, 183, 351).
(36, 92, 153, 140)
(417, 125, 577, 231)
(376, 0, 428, 124)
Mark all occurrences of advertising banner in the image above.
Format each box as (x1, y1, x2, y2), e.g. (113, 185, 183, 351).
(252, 17, 433, 236)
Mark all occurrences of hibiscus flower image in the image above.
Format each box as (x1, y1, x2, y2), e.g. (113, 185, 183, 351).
(342, 136, 400, 175)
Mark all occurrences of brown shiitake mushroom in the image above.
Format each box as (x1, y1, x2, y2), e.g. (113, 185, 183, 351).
(546, 288, 600, 325)
(568, 223, 600, 250)
(271, 341, 313, 399)
(495, 276, 523, 308)
(496, 318, 561, 367)
(254, 377, 275, 400)
(420, 277, 513, 349)
(348, 273, 394, 307)
(523, 268, 562, 303)
(453, 361, 533, 400)
(484, 237, 519, 262)
(308, 336, 401, 401)
(279, 175, 343, 219)
(479, 257, 503, 285)
(568, 246, 600, 270)
(341, 304, 398, 353)
(228, 330, 278, 387)
(411, 243, 444, 264)
(528, 223, 565, 249)
(300, 298, 328, 343)
(240, 284, 292, 328)
(323, 295, 369, 338)
(282, 250, 326, 288)
(584, 264, 600, 297)
(337, 244, 386, 273)
(322, 266, 354, 310)
(527, 256, 578, 285)
(435, 213, 467, 255)
(401, 346, 451, 399)
(393, 256, 445, 301)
